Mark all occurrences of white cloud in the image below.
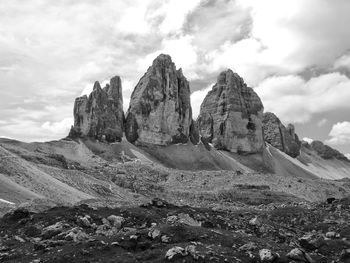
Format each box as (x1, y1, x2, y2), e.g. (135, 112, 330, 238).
(202, 0, 350, 86)
(190, 85, 212, 119)
(255, 73, 350, 123)
(1, 0, 350, 142)
(122, 79, 135, 111)
(326, 121, 350, 146)
(137, 35, 199, 79)
(0, 119, 64, 142)
(117, 1, 151, 35)
(317, 118, 328, 127)
(154, 0, 202, 34)
(334, 53, 350, 70)
(41, 118, 73, 134)
(302, 137, 313, 144)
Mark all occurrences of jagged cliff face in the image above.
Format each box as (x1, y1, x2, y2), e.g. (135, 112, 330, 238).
(125, 54, 194, 146)
(262, 112, 301, 158)
(306, 140, 349, 161)
(197, 70, 264, 154)
(69, 76, 124, 142)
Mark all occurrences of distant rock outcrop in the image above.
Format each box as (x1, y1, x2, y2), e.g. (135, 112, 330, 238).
(69, 76, 124, 142)
(262, 112, 301, 158)
(309, 140, 349, 161)
(125, 54, 194, 146)
(197, 69, 264, 154)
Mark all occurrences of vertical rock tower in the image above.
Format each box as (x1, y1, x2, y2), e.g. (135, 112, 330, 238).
(198, 69, 264, 153)
(262, 112, 301, 158)
(69, 76, 124, 142)
(125, 54, 194, 145)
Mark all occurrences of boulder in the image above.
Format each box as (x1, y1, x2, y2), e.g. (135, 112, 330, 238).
(68, 76, 124, 142)
(262, 112, 301, 158)
(197, 69, 264, 153)
(125, 54, 193, 146)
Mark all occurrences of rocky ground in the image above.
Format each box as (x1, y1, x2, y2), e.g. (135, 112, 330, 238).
(1, 137, 350, 262)
(1, 198, 350, 263)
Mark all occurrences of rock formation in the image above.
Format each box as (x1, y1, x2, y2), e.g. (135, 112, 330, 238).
(262, 112, 301, 158)
(189, 120, 200, 145)
(125, 54, 195, 146)
(309, 140, 349, 161)
(68, 76, 124, 142)
(197, 69, 264, 154)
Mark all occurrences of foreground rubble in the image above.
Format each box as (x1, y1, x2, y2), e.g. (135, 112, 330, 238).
(1, 198, 350, 263)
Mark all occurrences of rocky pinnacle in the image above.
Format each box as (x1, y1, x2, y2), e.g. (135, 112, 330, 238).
(68, 76, 124, 142)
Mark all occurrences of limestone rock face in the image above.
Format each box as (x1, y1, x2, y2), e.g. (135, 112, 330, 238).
(125, 54, 193, 146)
(69, 76, 124, 142)
(310, 140, 349, 161)
(262, 112, 301, 158)
(189, 119, 200, 145)
(197, 69, 264, 153)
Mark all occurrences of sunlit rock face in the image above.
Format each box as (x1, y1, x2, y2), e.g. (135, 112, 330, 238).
(198, 69, 264, 154)
(262, 112, 301, 158)
(69, 76, 124, 142)
(125, 54, 195, 146)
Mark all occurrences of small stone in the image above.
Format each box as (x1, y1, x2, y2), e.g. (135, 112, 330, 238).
(165, 246, 187, 260)
(14, 235, 25, 243)
(64, 228, 90, 242)
(130, 235, 138, 240)
(287, 248, 314, 263)
(325, 231, 336, 239)
(178, 213, 201, 227)
(259, 249, 277, 262)
(41, 222, 69, 239)
(107, 215, 124, 229)
(77, 215, 91, 228)
(238, 242, 257, 251)
(161, 235, 170, 243)
(148, 228, 161, 239)
(185, 245, 203, 260)
(299, 234, 324, 251)
(249, 217, 261, 226)
(166, 215, 178, 225)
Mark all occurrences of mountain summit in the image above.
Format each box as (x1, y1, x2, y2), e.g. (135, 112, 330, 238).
(69, 76, 124, 142)
(198, 69, 264, 153)
(125, 54, 194, 145)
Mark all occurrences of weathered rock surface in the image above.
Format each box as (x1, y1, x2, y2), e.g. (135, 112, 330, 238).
(197, 69, 264, 153)
(309, 140, 349, 161)
(3, 198, 350, 262)
(262, 112, 301, 158)
(68, 76, 124, 142)
(125, 54, 194, 145)
(189, 119, 200, 145)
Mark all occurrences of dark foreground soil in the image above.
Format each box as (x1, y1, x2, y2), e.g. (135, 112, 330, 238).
(1, 198, 350, 263)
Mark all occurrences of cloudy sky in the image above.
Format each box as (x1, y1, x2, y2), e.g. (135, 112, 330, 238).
(1, 0, 350, 156)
